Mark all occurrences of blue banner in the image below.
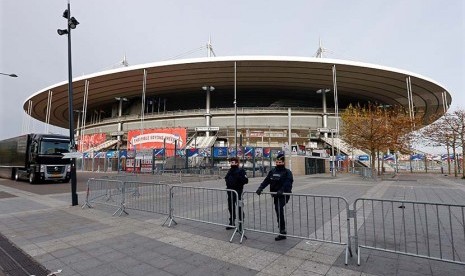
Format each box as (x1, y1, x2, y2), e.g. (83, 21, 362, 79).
(244, 147, 254, 158)
(153, 149, 165, 158)
(336, 154, 346, 161)
(263, 147, 271, 158)
(187, 148, 199, 157)
(383, 154, 395, 161)
(106, 150, 118, 158)
(213, 147, 228, 157)
(198, 148, 211, 157)
(228, 147, 243, 157)
(358, 155, 369, 161)
(410, 154, 424, 161)
(441, 154, 454, 160)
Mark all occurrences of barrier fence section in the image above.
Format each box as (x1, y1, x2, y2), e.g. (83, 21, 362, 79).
(109, 172, 181, 184)
(241, 191, 352, 264)
(353, 198, 465, 265)
(350, 167, 373, 180)
(82, 179, 124, 216)
(120, 181, 170, 216)
(164, 185, 241, 242)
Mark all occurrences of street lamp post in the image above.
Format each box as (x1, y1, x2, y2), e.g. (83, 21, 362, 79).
(58, 0, 79, 206)
(201, 85, 215, 137)
(316, 89, 330, 138)
(0, 73, 18, 77)
(115, 97, 128, 173)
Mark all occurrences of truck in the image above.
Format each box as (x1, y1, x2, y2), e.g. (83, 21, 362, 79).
(0, 133, 71, 184)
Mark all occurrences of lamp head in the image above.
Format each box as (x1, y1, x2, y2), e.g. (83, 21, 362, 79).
(62, 9, 69, 19)
(57, 29, 69, 35)
(69, 17, 79, 29)
(316, 88, 331, 94)
(202, 85, 215, 91)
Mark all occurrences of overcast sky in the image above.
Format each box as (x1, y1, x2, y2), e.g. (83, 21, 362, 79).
(1, 0, 464, 151)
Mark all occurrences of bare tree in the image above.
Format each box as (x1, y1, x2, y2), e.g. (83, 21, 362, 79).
(443, 110, 465, 178)
(420, 110, 464, 177)
(341, 103, 420, 175)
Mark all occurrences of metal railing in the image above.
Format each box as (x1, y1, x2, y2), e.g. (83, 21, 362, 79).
(350, 167, 374, 180)
(81, 179, 465, 267)
(82, 179, 124, 216)
(241, 191, 352, 264)
(353, 198, 465, 265)
(164, 185, 241, 242)
(122, 181, 170, 215)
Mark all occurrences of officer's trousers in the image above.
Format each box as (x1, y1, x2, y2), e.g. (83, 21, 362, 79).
(227, 190, 243, 224)
(274, 195, 290, 233)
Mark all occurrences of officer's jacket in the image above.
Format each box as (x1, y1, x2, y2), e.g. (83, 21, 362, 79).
(225, 167, 248, 191)
(258, 167, 293, 194)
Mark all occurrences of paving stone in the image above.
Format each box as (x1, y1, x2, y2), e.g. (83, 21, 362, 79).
(261, 255, 305, 276)
(117, 262, 158, 276)
(361, 254, 398, 276)
(299, 269, 329, 276)
(298, 260, 331, 274)
(326, 266, 362, 276)
(68, 256, 103, 272)
(95, 250, 127, 262)
(49, 247, 81, 259)
(79, 263, 120, 276)
(146, 254, 177, 268)
(162, 261, 198, 275)
(2, 174, 465, 276)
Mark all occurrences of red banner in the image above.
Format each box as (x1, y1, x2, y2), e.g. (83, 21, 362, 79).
(78, 133, 106, 152)
(127, 128, 187, 152)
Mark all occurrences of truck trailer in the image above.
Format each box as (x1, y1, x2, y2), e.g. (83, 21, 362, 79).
(0, 133, 71, 184)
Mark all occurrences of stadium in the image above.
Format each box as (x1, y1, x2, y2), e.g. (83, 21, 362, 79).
(23, 56, 452, 175)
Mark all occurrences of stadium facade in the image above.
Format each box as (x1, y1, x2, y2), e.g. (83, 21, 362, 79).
(23, 56, 452, 174)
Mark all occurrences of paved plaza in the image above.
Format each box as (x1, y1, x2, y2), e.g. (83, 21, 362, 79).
(0, 172, 464, 276)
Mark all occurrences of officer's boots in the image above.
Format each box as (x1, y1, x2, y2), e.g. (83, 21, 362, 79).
(226, 219, 235, 230)
(275, 231, 287, 241)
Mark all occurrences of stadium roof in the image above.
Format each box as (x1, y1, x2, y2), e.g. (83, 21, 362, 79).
(24, 56, 452, 128)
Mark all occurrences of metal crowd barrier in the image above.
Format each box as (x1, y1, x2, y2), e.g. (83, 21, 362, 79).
(241, 191, 352, 264)
(107, 173, 138, 182)
(82, 179, 125, 216)
(120, 181, 170, 216)
(164, 185, 241, 242)
(81, 179, 465, 267)
(354, 198, 465, 265)
(350, 167, 373, 180)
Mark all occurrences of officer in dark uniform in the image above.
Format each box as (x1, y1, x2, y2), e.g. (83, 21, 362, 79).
(224, 157, 248, 230)
(256, 153, 293, 240)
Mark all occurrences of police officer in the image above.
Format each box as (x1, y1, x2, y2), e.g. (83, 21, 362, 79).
(256, 153, 293, 240)
(224, 157, 248, 230)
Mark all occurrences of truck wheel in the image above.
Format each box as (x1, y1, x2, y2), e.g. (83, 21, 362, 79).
(29, 172, 36, 184)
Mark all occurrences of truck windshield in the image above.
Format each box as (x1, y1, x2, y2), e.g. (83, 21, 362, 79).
(40, 141, 70, 155)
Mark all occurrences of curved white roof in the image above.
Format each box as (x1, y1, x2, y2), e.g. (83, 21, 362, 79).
(25, 56, 451, 128)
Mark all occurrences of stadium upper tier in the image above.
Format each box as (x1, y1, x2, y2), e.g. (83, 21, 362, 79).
(24, 56, 451, 129)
